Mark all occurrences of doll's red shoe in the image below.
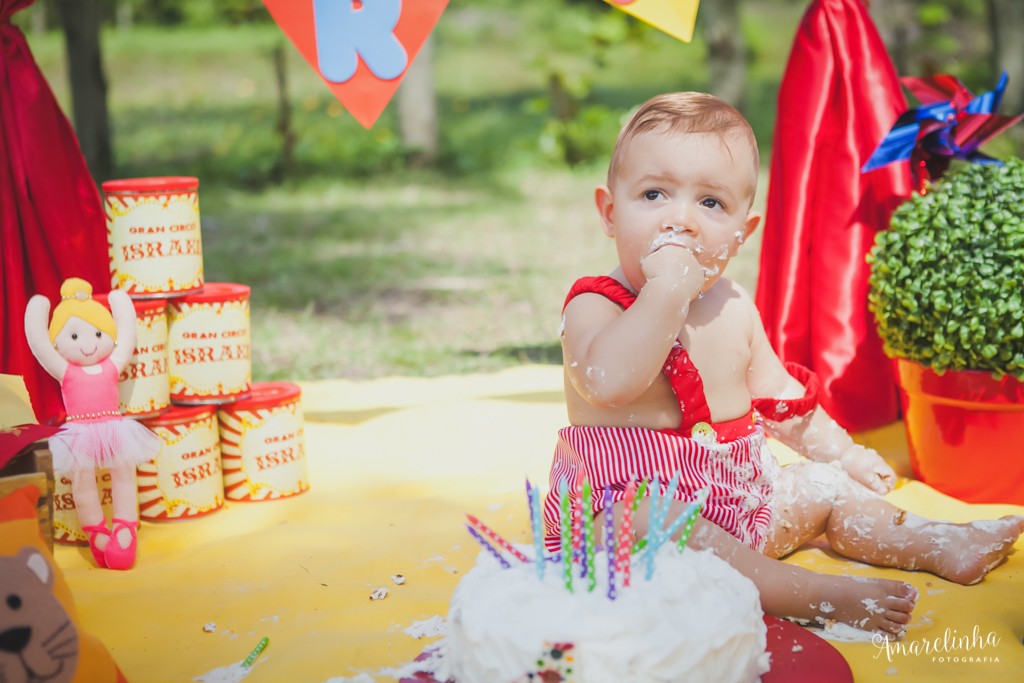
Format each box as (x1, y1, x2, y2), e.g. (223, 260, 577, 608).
(104, 518, 139, 570)
(81, 522, 111, 569)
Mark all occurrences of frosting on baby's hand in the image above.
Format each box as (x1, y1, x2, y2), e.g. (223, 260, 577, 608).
(839, 445, 896, 495)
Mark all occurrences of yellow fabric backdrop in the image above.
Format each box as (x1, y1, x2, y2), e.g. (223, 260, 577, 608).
(53, 366, 1024, 682)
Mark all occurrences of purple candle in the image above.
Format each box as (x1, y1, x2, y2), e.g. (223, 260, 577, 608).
(465, 523, 511, 569)
(605, 484, 616, 600)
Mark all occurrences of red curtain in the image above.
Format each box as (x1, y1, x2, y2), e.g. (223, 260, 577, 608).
(1, 1, 110, 423)
(756, 0, 912, 432)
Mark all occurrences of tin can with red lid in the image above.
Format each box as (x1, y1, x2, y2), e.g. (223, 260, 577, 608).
(94, 293, 170, 419)
(137, 406, 224, 521)
(53, 470, 115, 546)
(103, 176, 204, 298)
(218, 382, 310, 501)
(167, 283, 251, 405)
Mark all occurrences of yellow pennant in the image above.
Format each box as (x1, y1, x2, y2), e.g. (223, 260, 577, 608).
(603, 0, 700, 43)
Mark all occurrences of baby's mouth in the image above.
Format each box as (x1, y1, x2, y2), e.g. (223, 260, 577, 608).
(649, 231, 696, 254)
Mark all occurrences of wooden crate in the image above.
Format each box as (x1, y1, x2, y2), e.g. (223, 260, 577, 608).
(0, 441, 54, 551)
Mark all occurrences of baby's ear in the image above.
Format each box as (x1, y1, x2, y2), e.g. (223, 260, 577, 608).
(741, 210, 762, 243)
(594, 185, 615, 238)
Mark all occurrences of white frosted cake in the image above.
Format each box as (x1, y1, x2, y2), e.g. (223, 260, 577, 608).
(420, 544, 770, 683)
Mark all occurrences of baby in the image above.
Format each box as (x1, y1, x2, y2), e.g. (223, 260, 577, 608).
(543, 92, 1024, 638)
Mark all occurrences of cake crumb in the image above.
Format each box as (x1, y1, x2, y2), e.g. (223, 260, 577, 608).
(391, 574, 406, 585)
(203, 622, 217, 633)
(370, 588, 390, 601)
(792, 645, 803, 652)
(886, 667, 898, 675)
(893, 509, 907, 525)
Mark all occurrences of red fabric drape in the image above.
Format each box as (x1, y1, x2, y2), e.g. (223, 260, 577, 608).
(1, 1, 110, 423)
(755, 0, 911, 432)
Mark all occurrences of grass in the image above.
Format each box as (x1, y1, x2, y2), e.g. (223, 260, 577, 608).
(22, 3, 783, 381)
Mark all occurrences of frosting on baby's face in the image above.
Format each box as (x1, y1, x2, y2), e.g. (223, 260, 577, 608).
(53, 316, 115, 366)
(596, 129, 761, 294)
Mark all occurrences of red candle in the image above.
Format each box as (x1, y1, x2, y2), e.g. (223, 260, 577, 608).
(617, 481, 637, 586)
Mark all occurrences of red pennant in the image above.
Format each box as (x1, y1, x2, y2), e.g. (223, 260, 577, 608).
(261, 0, 450, 129)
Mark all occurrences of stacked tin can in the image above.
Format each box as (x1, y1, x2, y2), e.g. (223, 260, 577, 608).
(55, 176, 309, 545)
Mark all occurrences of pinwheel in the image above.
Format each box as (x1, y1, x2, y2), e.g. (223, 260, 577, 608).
(862, 72, 1023, 193)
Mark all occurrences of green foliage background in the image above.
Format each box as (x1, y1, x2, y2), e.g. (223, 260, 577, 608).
(868, 160, 1024, 379)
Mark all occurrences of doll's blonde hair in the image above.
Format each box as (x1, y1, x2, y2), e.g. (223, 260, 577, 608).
(48, 278, 117, 343)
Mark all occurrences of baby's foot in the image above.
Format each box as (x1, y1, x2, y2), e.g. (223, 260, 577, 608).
(928, 515, 1024, 586)
(810, 575, 917, 638)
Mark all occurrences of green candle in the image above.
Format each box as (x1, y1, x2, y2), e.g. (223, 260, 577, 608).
(583, 478, 596, 591)
(559, 478, 573, 593)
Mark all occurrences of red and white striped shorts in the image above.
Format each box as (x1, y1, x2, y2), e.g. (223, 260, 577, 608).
(543, 421, 779, 553)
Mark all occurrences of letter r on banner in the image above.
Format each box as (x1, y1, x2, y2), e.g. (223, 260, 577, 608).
(313, 0, 408, 83)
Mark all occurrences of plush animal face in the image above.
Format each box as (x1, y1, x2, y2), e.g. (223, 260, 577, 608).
(0, 548, 78, 683)
(52, 316, 115, 367)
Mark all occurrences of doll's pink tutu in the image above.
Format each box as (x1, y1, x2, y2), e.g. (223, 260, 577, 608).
(50, 417, 162, 472)
(48, 359, 163, 472)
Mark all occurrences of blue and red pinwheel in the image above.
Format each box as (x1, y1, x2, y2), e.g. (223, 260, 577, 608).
(862, 72, 1023, 193)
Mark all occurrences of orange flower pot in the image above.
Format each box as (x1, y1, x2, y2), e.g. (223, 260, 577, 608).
(896, 358, 1024, 505)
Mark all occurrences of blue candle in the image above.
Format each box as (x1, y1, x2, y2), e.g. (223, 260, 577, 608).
(530, 484, 545, 580)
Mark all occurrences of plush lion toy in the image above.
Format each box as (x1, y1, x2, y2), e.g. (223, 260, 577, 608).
(0, 485, 127, 682)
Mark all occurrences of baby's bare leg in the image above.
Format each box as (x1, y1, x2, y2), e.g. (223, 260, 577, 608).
(771, 460, 1024, 586)
(610, 498, 916, 637)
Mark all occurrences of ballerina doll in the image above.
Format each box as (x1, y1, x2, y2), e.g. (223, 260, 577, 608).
(25, 278, 163, 570)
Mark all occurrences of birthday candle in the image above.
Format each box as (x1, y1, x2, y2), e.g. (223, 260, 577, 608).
(632, 479, 648, 514)
(617, 481, 636, 587)
(526, 478, 535, 533)
(530, 485, 545, 580)
(572, 475, 584, 564)
(242, 637, 268, 668)
(605, 485, 616, 600)
(654, 471, 681, 543)
(466, 515, 531, 563)
(677, 488, 710, 553)
(466, 524, 511, 569)
(559, 478, 573, 592)
(659, 497, 702, 550)
(645, 476, 661, 581)
(581, 479, 598, 585)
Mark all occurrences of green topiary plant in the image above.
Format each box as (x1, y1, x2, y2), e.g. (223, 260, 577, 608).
(867, 158, 1024, 380)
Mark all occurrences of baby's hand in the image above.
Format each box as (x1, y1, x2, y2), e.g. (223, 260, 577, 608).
(640, 245, 704, 301)
(840, 444, 896, 495)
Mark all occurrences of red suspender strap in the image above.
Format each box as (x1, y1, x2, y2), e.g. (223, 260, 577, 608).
(563, 276, 712, 433)
(751, 362, 820, 421)
(563, 276, 638, 312)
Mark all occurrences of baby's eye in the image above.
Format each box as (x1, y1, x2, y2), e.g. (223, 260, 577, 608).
(71, 333, 77, 340)
(96, 331, 102, 338)
(701, 198, 722, 210)
(643, 190, 663, 201)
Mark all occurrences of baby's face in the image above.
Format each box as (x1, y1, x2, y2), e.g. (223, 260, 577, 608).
(597, 129, 760, 293)
(53, 317, 115, 366)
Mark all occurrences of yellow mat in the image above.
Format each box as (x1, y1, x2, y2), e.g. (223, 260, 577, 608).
(53, 366, 1024, 683)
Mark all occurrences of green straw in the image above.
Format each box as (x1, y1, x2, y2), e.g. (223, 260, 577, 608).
(242, 637, 268, 668)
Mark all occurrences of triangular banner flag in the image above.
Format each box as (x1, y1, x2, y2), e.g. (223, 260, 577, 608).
(604, 0, 700, 43)
(262, 0, 450, 129)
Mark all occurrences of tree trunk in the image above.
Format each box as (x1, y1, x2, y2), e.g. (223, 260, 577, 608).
(699, 0, 746, 111)
(396, 34, 438, 167)
(272, 43, 296, 183)
(56, 0, 113, 184)
(988, 0, 1024, 115)
(31, 2, 46, 35)
(868, 0, 917, 77)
